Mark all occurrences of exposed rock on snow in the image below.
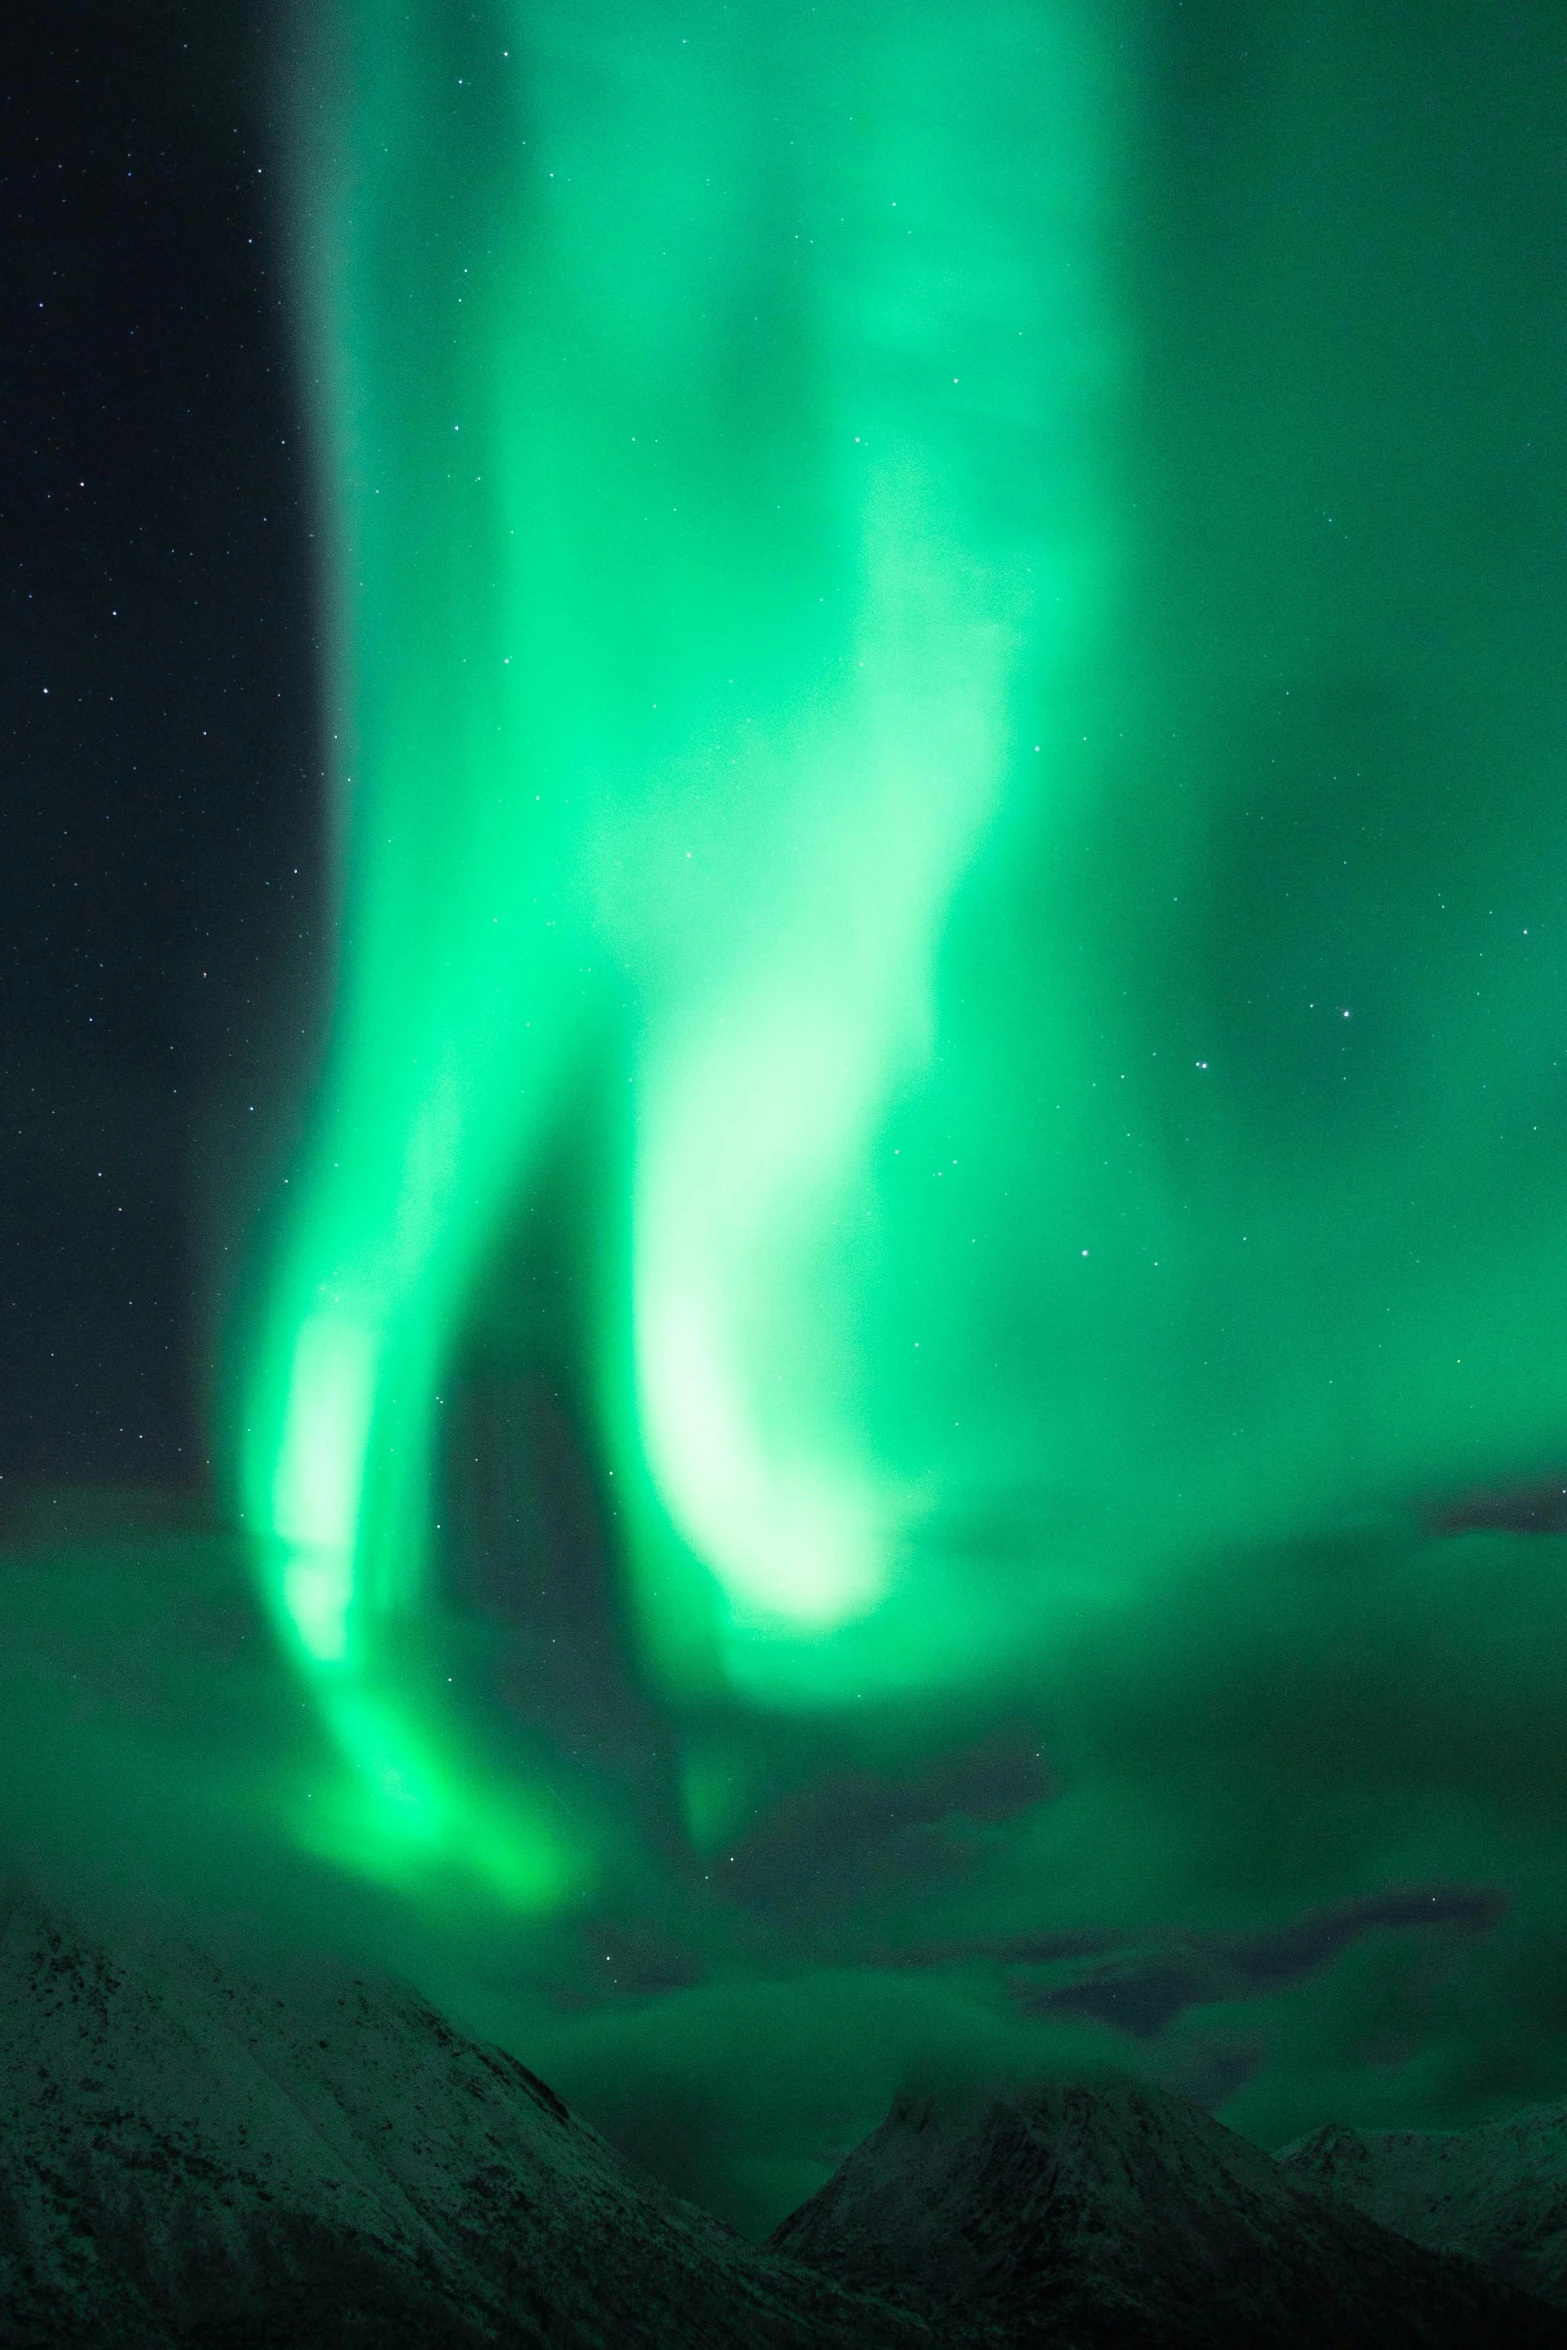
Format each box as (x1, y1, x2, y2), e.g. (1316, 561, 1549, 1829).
(769, 2076, 1567, 2347)
(1280, 2104, 1567, 2312)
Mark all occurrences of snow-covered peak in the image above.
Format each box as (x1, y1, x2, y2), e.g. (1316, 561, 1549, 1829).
(0, 1897, 920, 2348)
(1280, 2102, 1567, 2312)
(771, 2076, 1565, 2346)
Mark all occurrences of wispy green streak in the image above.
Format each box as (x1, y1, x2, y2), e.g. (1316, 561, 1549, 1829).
(241, 0, 1123, 1892)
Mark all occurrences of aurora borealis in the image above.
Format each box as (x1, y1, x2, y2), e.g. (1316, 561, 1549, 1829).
(242, 0, 1125, 1890)
(12, 0, 1567, 2247)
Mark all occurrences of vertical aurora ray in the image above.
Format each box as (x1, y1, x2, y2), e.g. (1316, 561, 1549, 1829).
(615, 4, 1124, 1659)
(242, 0, 604, 1902)
(242, 0, 1126, 1892)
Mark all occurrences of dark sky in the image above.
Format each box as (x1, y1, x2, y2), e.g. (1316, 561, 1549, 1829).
(1, 0, 319, 1493)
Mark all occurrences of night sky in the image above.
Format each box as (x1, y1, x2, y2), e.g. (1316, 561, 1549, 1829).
(10, 0, 1567, 2247)
(2, 0, 320, 1495)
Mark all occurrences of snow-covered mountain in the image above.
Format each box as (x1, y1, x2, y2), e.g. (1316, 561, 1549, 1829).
(768, 2076, 1567, 2347)
(0, 1894, 922, 2349)
(3, 1892, 1563, 2348)
(1280, 2105, 1567, 2313)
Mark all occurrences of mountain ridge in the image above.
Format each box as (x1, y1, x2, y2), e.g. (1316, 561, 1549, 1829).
(769, 2075, 1567, 2347)
(0, 1895, 1562, 2347)
(0, 1893, 922, 2348)
(1280, 2103, 1567, 2312)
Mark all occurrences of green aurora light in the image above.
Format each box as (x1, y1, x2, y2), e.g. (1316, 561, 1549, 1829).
(241, 0, 1125, 1892)
(116, 0, 1567, 2231)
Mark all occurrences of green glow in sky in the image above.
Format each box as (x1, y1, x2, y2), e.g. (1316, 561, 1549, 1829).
(242, 0, 1124, 1872)
(175, 0, 1567, 2230)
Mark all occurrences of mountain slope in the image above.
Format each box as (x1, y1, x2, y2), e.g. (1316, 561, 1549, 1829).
(0, 1896, 924, 2350)
(768, 2077, 1567, 2348)
(5, 1895, 1565, 2349)
(1280, 2105, 1567, 2311)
